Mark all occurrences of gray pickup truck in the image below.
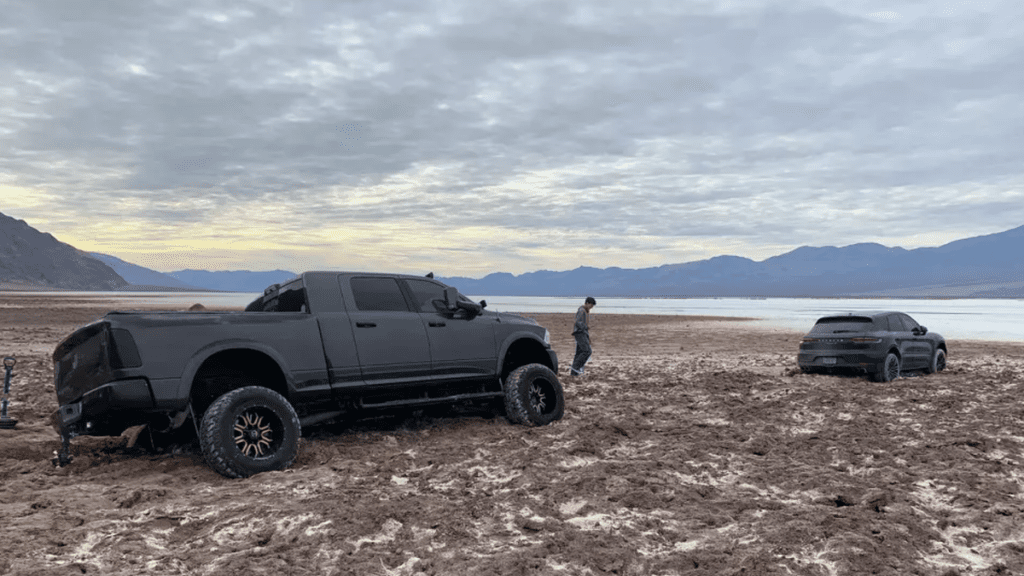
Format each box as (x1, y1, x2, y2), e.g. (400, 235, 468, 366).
(52, 271, 562, 477)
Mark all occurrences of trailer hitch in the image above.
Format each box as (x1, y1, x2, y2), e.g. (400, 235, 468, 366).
(53, 426, 76, 467)
(1, 356, 17, 429)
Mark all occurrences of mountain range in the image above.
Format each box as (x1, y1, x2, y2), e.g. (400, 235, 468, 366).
(0, 212, 128, 290)
(2, 210, 1023, 296)
(439, 225, 1024, 297)
(0, 211, 296, 292)
(86, 253, 298, 293)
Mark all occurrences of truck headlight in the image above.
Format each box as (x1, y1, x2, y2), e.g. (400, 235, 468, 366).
(544, 329, 550, 345)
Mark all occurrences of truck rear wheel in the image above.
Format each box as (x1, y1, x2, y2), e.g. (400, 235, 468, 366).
(503, 364, 564, 426)
(199, 386, 301, 478)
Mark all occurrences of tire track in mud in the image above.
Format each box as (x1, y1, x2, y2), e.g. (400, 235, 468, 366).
(3, 311, 1024, 575)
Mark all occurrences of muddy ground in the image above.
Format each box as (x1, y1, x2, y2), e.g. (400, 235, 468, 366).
(1, 297, 1023, 575)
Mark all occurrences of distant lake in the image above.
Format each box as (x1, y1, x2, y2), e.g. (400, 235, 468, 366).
(475, 296, 1023, 342)
(2, 292, 1021, 342)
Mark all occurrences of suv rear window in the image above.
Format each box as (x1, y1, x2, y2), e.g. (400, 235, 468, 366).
(810, 317, 876, 334)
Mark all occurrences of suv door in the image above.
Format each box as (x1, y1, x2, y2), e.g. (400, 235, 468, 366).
(899, 313, 931, 369)
(403, 279, 498, 382)
(347, 276, 431, 385)
(887, 314, 918, 370)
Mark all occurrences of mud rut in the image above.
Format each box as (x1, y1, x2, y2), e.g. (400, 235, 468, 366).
(1, 307, 1023, 575)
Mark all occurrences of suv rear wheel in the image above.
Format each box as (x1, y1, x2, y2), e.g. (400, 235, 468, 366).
(199, 386, 301, 478)
(503, 364, 564, 426)
(874, 353, 900, 383)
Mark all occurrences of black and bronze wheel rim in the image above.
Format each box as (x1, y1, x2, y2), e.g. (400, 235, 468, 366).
(233, 407, 283, 459)
(885, 355, 900, 381)
(528, 378, 556, 415)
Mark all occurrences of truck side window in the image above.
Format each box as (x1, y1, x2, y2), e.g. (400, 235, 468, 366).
(404, 279, 447, 312)
(276, 287, 308, 312)
(351, 277, 411, 311)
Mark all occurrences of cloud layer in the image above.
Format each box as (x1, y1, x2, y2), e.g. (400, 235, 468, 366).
(2, 0, 1023, 275)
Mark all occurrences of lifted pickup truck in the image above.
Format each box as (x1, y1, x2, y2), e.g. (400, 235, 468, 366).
(52, 271, 562, 477)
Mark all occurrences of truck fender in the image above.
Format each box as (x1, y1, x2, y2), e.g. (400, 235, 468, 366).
(179, 339, 297, 399)
(496, 331, 551, 375)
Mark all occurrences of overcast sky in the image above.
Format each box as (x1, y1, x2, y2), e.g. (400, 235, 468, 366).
(2, 0, 1023, 276)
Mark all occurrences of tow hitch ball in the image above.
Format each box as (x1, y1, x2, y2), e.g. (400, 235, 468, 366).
(0, 356, 17, 429)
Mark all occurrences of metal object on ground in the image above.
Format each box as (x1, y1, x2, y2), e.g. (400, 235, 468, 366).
(54, 433, 73, 467)
(1, 356, 17, 429)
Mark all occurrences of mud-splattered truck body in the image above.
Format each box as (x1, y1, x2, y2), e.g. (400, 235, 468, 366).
(52, 271, 562, 477)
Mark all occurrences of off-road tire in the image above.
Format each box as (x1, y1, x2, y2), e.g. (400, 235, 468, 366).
(925, 348, 946, 374)
(503, 364, 564, 426)
(199, 386, 300, 478)
(875, 353, 900, 383)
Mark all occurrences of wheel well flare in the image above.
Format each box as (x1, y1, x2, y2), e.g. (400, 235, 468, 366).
(502, 338, 554, 379)
(190, 349, 288, 414)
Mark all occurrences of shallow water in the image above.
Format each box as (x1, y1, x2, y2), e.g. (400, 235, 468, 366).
(2, 292, 1021, 341)
(478, 296, 1024, 342)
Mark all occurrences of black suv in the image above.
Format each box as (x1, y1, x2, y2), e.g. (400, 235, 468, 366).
(798, 311, 947, 382)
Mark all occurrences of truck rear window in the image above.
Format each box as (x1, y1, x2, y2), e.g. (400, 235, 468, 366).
(246, 283, 308, 312)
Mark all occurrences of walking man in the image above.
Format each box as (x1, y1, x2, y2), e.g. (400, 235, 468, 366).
(570, 297, 596, 377)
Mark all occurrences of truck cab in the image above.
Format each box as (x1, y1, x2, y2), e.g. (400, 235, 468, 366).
(53, 271, 562, 477)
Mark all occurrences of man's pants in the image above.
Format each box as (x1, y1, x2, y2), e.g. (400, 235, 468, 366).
(571, 333, 592, 375)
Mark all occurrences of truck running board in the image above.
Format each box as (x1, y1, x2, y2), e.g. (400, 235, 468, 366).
(359, 391, 503, 411)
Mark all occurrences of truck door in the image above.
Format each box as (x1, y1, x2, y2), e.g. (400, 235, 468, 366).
(297, 272, 365, 392)
(403, 279, 498, 381)
(346, 276, 431, 385)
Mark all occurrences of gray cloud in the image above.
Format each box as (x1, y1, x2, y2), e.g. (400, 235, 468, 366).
(2, 0, 1023, 275)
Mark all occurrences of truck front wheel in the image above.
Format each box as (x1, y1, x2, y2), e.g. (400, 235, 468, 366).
(199, 386, 301, 478)
(503, 364, 564, 426)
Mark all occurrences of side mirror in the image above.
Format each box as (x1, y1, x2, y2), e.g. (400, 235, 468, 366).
(916, 326, 928, 335)
(443, 287, 459, 312)
(480, 300, 487, 309)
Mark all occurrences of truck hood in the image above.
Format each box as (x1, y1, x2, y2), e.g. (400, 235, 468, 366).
(493, 311, 541, 326)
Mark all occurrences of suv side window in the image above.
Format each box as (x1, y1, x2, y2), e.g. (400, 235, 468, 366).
(405, 279, 447, 312)
(901, 314, 920, 330)
(884, 315, 899, 331)
(350, 277, 411, 311)
(888, 315, 907, 332)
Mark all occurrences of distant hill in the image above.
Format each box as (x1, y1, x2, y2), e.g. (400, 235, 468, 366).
(89, 253, 205, 290)
(90, 253, 297, 292)
(441, 225, 1024, 297)
(5, 207, 1024, 297)
(167, 269, 298, 293)
(0, 212, 128, 290)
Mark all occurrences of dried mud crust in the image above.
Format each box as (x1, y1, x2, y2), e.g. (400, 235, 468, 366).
(2, 302, 1024, 575)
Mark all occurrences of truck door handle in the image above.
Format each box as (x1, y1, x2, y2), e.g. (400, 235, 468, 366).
(429, 322, 446, 327)
(356, 322, 377, 328)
